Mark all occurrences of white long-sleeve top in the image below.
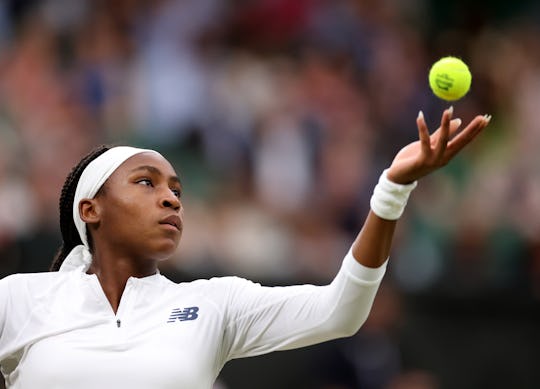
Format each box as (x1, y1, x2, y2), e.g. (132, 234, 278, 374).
(0, 250, 386, 389)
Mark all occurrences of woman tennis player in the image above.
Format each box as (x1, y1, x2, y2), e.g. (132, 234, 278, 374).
(0, 108, 490, 388)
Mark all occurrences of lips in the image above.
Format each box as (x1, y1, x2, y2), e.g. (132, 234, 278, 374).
(159, 215, 182, 231)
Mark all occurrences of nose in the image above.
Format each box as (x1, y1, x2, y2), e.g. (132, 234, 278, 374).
(161, 190, 181, 211)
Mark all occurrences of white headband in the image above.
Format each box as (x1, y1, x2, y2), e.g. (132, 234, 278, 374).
(60, 146, 160, 272)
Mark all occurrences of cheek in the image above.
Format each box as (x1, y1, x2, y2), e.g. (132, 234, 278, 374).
(102, 195, 150, 233)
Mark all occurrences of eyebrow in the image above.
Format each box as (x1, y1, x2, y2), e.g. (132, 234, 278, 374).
(130, 165, 182, 186)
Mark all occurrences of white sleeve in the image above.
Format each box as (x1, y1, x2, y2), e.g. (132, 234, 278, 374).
(221, 249, 387, 361)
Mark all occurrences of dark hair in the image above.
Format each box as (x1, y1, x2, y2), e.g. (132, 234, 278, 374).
(50, 145, 111, 271)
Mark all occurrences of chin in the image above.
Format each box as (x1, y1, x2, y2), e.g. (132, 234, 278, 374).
(154, 242, 180, 261)
(155, 255, 173, 263)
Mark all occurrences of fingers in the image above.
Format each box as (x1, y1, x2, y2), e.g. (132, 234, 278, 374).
(447, 114, 491, 156)
(434, 106, 452, 157)
(417, 108, 460, 158)
(416, 110, 431, 154)
(449, 118, 463, 137)
(430, 117, 462, 142)
(415, 108, 491, 164)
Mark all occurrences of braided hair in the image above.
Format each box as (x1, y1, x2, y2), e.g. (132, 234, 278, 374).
(50, 145, 111, 271)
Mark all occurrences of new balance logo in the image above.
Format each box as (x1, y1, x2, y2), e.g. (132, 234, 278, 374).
(167, 307, 199, 323)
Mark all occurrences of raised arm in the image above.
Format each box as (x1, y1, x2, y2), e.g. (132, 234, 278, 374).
(351, 107, 491, 268)
(218, 108, 491, 363)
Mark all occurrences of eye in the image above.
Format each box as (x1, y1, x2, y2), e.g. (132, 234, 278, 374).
(136, 178, 153, 187)
(171, 188, 182, 198)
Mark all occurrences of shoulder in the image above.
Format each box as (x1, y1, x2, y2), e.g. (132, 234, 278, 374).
(162, 275, 260, 300)
(0, 271, 72, 297)
(170, 275, 258, 290)
(161, 276, 267, 320)
(1, 271, 66, 286)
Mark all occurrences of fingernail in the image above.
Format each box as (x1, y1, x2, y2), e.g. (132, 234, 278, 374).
(418, 110, 424, 120)
(448, 106, 454, 116)
(485, 114, 492, 124)
(454, 118, 462, 127)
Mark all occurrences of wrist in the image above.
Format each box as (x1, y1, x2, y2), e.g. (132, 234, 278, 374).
(386, 168, 416, 185)
(370, 169, 417, 220)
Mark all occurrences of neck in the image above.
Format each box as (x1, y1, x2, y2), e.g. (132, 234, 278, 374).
(87, 253, 158, 314)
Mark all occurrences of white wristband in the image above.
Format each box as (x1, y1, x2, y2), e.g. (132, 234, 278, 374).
(369, 169, 417, 220)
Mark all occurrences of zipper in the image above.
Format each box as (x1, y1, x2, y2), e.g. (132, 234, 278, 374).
(113, 278, 135, 329)
(87, 274, 137, 330)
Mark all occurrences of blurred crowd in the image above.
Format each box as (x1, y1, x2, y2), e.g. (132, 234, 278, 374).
(1, 0, 540, 388)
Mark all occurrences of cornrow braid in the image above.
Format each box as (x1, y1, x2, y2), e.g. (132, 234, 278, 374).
(50, 145, 111, 271)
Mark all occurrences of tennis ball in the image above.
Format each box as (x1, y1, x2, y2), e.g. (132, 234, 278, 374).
(428, 56, 472, 101)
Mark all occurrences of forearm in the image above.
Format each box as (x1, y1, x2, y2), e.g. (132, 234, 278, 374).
(351, 211, 397, 268)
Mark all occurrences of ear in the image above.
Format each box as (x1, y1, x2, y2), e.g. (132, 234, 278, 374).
(79, 198, 101, 224)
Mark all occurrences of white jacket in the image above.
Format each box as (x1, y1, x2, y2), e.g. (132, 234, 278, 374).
(0, 250, 386, 388)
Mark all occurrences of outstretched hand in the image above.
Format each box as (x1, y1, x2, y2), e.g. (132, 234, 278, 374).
(386, 107, 491, 185)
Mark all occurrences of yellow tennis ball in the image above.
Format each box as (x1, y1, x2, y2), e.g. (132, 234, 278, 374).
(428, 56, 472, 101)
